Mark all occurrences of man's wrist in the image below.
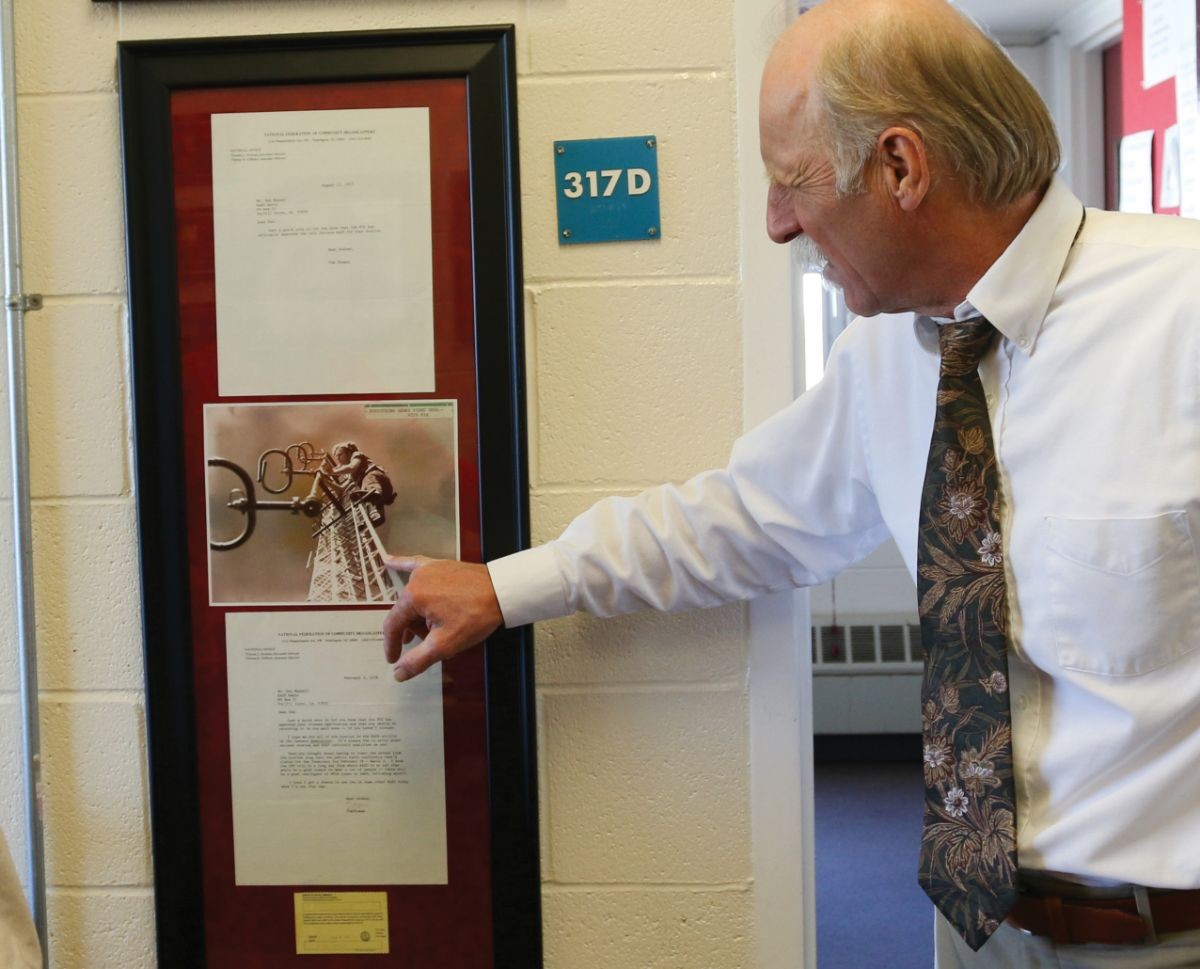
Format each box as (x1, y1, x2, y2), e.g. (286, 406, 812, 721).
(486, 544, 571, 628)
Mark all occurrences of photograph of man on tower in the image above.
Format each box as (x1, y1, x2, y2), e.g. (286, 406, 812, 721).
(203, 399, 459, 606)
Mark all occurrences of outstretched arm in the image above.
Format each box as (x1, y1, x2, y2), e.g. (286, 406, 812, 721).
(382, 317, 894, 682)
(383, 555, 503, 681)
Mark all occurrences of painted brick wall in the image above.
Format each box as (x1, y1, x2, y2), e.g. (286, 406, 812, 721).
(0, 1, 752, 966)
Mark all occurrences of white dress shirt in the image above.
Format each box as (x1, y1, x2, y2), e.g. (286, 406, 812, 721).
(488, 176, 1200, 888)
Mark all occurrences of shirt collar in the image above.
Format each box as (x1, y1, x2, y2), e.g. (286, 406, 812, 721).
(914, 175, 1085, 354)
(962, 174, 1085, 354)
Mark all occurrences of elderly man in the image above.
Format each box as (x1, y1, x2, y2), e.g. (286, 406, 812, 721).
(382, 0, 1200, 964)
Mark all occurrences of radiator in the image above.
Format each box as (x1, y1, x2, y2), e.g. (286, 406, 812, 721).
(811, 616, 923, 674)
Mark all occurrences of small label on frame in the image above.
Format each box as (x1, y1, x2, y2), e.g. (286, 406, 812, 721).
(294, 891, 389, 955)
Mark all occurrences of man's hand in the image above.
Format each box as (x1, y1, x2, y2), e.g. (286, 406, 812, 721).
(383, 555, 503, 682)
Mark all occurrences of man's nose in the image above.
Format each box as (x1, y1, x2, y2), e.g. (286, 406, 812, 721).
(765, 184, 801, 244)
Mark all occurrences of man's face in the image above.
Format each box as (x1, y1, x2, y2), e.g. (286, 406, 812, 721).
(759, 80, 909, 317)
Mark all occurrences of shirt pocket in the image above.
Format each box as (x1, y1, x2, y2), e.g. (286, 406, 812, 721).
(1044, 511, 1200, 676)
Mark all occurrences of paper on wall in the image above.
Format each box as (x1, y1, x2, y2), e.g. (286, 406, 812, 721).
(1118, 130, 1156, 213)
(226, 610, 447, 885)
(1169, 0, 1200, 216)
(211, 108, 435, 397)
(1161, 123, 1182, 208)
(1143, 0, 1179, 89)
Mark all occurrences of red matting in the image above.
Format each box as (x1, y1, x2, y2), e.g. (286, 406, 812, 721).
(170, 80, 493, 967)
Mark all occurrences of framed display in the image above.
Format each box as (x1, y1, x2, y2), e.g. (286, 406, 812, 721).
(118, 27, 539, 968)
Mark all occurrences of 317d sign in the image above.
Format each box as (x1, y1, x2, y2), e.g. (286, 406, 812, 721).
(554, 135, 661, 245)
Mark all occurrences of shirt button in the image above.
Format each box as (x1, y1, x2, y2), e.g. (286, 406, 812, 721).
(1018, 337, 1030, 348)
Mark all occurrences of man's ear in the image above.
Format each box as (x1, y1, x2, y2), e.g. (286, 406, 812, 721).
(876, 126, 930, 212)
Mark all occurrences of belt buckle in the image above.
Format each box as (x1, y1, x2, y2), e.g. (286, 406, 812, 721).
(1133, 885, 1159, 945)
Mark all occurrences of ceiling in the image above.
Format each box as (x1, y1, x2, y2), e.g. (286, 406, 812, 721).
(958, 0, 1090, 40)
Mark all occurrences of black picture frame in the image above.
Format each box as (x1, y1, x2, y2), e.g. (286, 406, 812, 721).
(118, 27, 539, 968)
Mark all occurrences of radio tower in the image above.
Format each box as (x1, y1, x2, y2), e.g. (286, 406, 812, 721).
(307, 498, 396, 603)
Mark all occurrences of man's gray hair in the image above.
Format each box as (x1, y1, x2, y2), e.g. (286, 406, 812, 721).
(812, 5, 1061, 206)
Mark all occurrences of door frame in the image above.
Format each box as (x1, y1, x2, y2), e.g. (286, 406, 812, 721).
(735, 1, 816, 965)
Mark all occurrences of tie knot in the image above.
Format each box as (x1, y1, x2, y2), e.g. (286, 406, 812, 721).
(938, 318, 997, 377)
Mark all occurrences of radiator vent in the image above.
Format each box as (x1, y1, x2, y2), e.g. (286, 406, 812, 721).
(811, 618, 923, 673)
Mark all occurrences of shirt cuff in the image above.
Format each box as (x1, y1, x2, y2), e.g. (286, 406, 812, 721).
(486, 544, 572, 628)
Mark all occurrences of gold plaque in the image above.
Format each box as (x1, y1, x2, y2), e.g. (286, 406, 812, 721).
(294, 892, 389, 955)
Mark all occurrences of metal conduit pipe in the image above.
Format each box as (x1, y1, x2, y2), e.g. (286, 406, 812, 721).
(0, 0, 48, 960)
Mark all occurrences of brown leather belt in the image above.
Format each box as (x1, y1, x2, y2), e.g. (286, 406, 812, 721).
(1009, 887, 1200, 946)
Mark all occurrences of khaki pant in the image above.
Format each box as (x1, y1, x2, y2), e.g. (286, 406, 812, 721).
(935, 910, 1200, 969)
(0, 828, 41, 969)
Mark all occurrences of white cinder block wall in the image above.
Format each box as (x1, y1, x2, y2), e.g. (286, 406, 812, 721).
(1, 1, 754, 966)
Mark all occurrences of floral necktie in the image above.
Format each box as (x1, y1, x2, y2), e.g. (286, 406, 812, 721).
(916, 317, 1017, 951)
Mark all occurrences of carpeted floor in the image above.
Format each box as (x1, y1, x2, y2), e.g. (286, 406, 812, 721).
(815, 761, 933, 969)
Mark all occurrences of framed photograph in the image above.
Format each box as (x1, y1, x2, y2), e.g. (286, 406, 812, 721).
(204, 400, 461, 606)
(118, 27, 539, 968)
